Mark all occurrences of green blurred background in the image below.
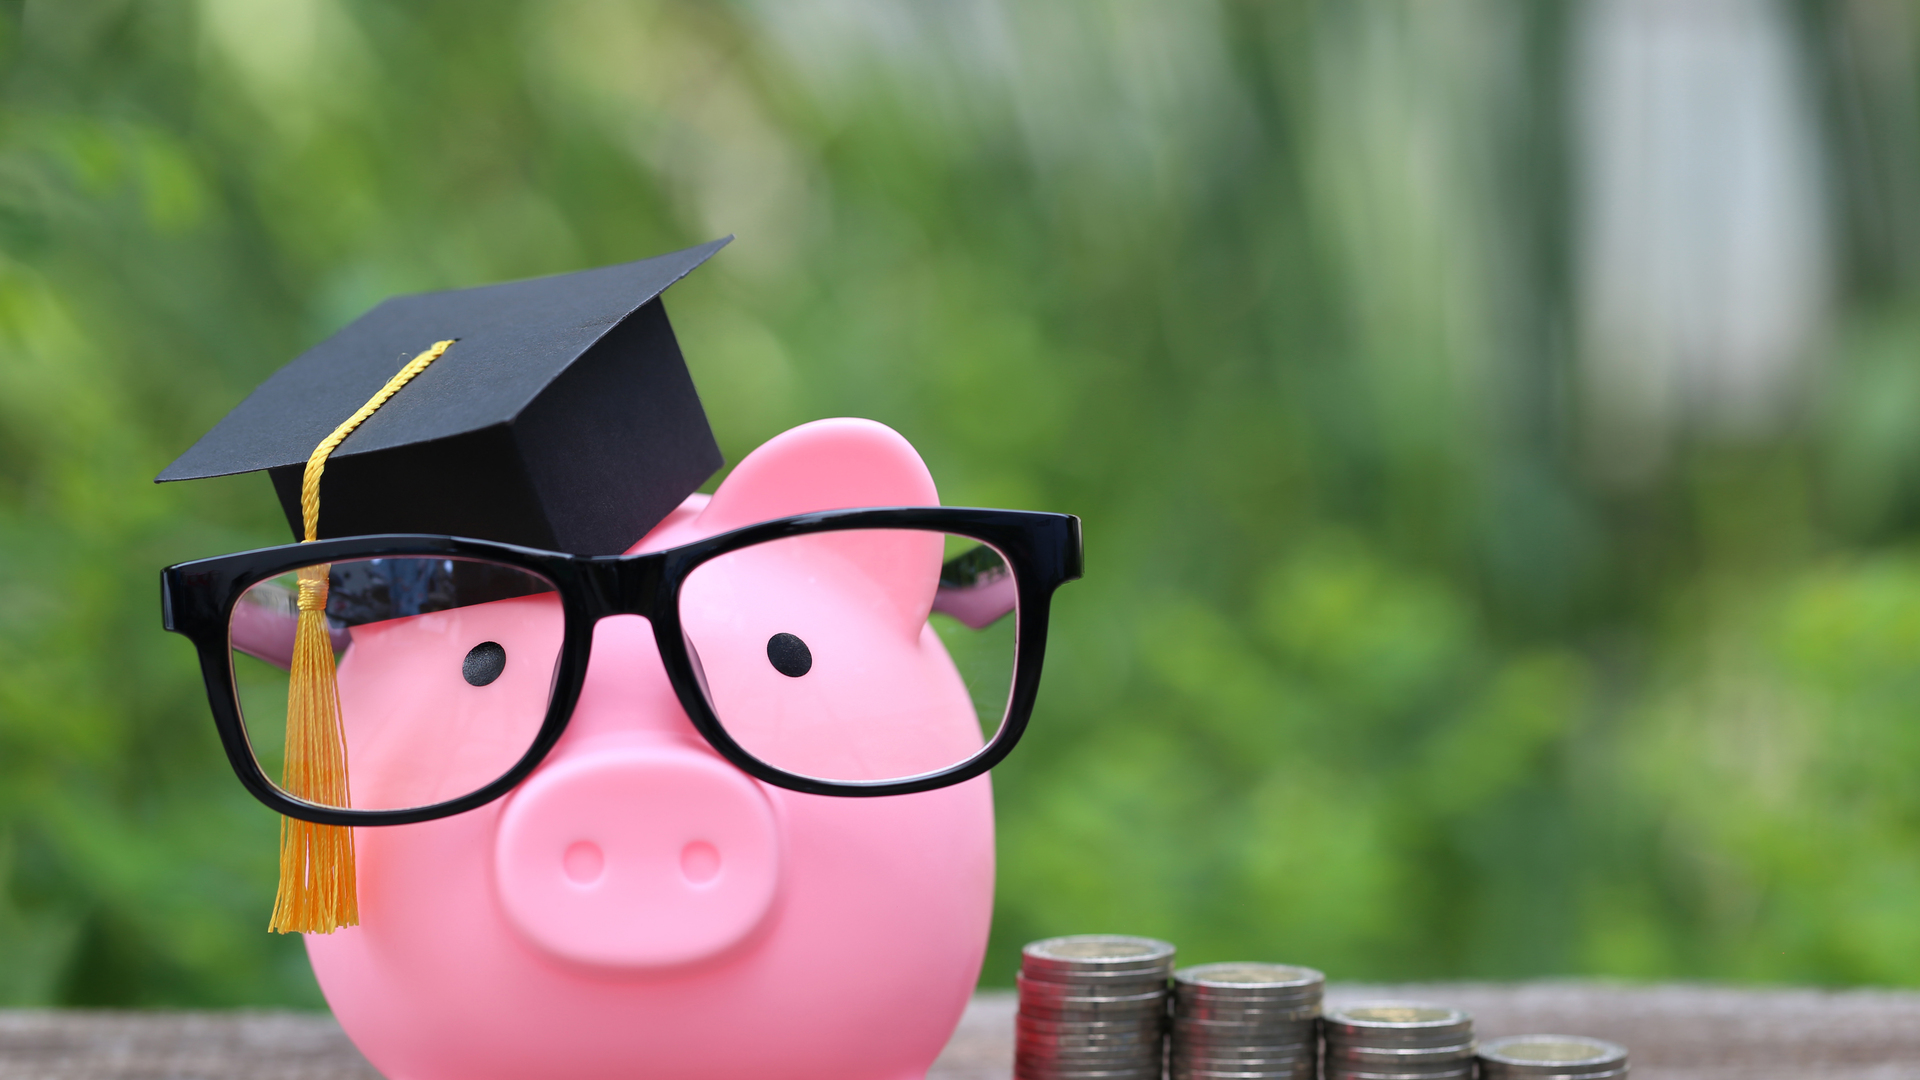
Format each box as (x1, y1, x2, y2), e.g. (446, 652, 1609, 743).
(4, 0, 1920, 1007)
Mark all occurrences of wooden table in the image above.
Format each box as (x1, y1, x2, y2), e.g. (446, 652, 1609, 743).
(4, 984, 1918, 1079)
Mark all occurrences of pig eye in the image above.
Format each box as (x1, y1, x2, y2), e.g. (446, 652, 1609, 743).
(766, 633, 812, 678)
(463, 641, 507, 686)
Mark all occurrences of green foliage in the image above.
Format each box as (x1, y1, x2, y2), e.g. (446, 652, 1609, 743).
(1, 0, 1919, 1006)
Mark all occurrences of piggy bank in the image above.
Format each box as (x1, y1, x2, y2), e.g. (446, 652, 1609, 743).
(307, 419, 996, 1080)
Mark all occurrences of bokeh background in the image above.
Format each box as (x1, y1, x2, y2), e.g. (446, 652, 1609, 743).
(3, 0, 1920, 1007)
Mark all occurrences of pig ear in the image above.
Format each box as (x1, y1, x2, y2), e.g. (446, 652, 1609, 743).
(699, 418, 941, 528)
(698, 419, 943, 632)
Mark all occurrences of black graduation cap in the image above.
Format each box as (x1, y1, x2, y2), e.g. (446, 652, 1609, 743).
(157, 238, 730, 555)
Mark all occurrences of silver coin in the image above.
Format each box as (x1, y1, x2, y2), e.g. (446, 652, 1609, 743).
(1175, 963, 1325, 995)
(1020, 1004, 1169, 1023)
(1020, 1039, 1162, 1056)
(1021, 1045, 1152, 1060)
(1173, 1041, 1317, 1058)
(1019, 990, 1169, 1013)
(1175, 1048, 1314, 1063)
(1018, 1042, 1161, 1055)
(1167, 1006, 1320, 1022)
(1020, 974, 1170, 1003)
(1019, 993, 1169, 1012)
(1173, 1031, 1317, 1046)
(1029, 1022, 1159, 1045)
(1174, 1034, 1317, 1052)
(1173, 1065, 1316, 1078)
(1015, 1066, 1166, 1080)
(1477, 1035, 1628, 1077)
(1328, 1060, 1474, 1068)
(1159, 1060, 1313, 1068)
(1326, 1031, 1476, 1050)
(1019, 1015, 1167, 1036)
(1324, 1003, 1471, 1042)
(1019, 1060, 1163, 1069)
(1167, 1060, 1320, 1068)
(1019, 1026, 1165, 1045)
(1013, 1068, 1159, 1076)
(1173, 1042, 1316, 1058)
(1019, 997, 1168, 1013)
(1013, 1060, 1159, 1068)
(1024, 935, 1178, 977)
(1021, 976, 1172, 1002)
(1021, 1030, 1167, 1045)
(1026, 989, 1170, 1008)
(1324, 1031, 1477, 1049)
(1480, 1064, 1630, 1077)
(1018, 1029, 1163, 1047)
(1020, 1004, 1169, 1024)
(1177, 1002, 1320, 1023)
(1179, 1005, 1319, 1025)
(1167, 1045, 1320, 1060)
(1333, 1056, 1473, 1071)
(1171, 1032, 1317, 1049)
(1173, 1037, 1316, 1050)
(1176, 991, 1322, 1012)
(1328, 1043, 1476, 1065)
(1026, 966, 1177, 987)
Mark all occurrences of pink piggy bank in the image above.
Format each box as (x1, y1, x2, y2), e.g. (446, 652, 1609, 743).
(307, 419, 1006, 1080)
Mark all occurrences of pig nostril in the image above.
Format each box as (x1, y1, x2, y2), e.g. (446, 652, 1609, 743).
(562, 841, 604, 885)
(680, 840, 721, 885)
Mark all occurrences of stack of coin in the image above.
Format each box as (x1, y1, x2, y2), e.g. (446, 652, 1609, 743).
(1323, 1002, 1476, 1080)
(1478, 1035, 1629, 1080)
(1169, 962, 1323, 1080)
(1016, 935, 1175, 1080)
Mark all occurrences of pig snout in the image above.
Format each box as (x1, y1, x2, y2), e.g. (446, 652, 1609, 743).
(492, 739, 782, 971)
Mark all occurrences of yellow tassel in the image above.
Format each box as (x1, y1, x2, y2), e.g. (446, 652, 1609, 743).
(268, 339, 454, 935)
(269, 564, 359, 932)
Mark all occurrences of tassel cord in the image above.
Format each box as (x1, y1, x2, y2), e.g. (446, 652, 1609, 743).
(269, 340, 454, 934)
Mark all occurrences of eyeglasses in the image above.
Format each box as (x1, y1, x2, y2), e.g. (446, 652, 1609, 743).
(161, 507, 1082, 826)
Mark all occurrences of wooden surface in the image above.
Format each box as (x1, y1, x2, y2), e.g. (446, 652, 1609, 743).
(3, 983, 1919, 1079)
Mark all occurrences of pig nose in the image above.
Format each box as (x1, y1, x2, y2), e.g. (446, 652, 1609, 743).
(492, 740, 782, 971)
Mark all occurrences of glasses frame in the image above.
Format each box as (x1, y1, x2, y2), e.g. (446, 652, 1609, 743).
(161, 506, 1082, 826)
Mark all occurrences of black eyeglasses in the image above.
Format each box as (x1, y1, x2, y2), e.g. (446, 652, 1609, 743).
(161, 507, 1082, 826)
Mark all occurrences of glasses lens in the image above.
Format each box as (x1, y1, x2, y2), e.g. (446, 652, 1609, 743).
(229, 556, 562, 812)
(679, 528, 1017, 784)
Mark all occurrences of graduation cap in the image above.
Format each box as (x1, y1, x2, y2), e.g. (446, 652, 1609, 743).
(159, 239, 730, 934)
(157, 237, 731, 554)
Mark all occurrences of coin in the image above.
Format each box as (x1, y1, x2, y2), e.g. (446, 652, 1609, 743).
(1167, 1006, 1320, 1022)
(1328, 1043, 1477, 1064)
(1020, 997, 1170, 1017)
(1016, 1066, 1164, 1080)
(1327, 1069, 1475, 1080)
(1324, 1003, 1472, 1041)
(1018, 974, 1172, 1004)
(1174, 963, 1324, 998)
(1024, 935, 1178, 978)
(1177, 1003, 1321, 1024)
(1477, 1035, 1629, 1080)
(1173, 1064, 1316, 1076)
(1322, 1001, 1475, 1080)
(1167, 1060, 1320, 1068)
(1020, 1015, 1167, 1037)
(1173, 1043, 1317, 1060)
(1173, 1054, 1318, 1069)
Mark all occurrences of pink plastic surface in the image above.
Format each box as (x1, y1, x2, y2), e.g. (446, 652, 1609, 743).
(305, 419, 997, 1080)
